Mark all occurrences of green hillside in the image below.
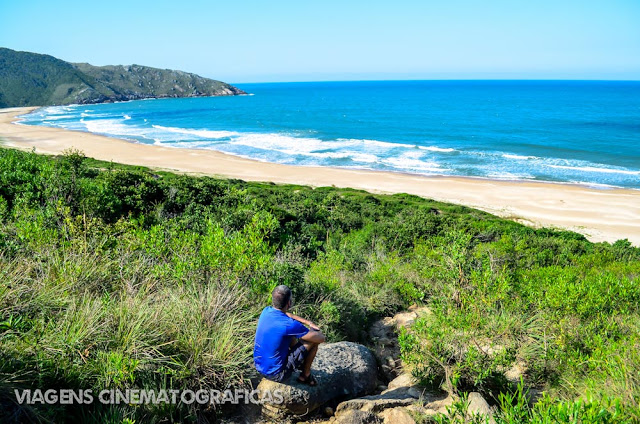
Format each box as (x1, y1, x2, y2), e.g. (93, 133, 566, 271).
(0, 146, 638, 423)
(0, 48, 245, 107)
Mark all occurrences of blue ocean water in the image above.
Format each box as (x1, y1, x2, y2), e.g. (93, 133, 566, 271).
(19, 81, 640, 189)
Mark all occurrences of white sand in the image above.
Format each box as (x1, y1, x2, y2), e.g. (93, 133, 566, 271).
(1, 106, 639, 245)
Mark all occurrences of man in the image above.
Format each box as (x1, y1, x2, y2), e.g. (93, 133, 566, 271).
(254, 285, 326, 386)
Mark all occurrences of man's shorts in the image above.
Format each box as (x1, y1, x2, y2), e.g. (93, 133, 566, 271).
(265, 341, 308, 383)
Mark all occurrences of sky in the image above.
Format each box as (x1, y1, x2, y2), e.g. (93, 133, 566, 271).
(1, 0, 639, 83)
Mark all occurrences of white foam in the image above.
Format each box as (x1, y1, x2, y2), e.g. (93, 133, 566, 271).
(400, 150, 426, 160)
(32, 107, 638, 187)
(83, 119, 157, 141)
(153, 129, 445, 170)
(418, 145, 457, 153)
(229, 133, 328, 154)
(227, 134, 452, 159)
(487, 172, 534, 180)
(152, 125, 239, 139)
(382, 157, 448, 173)
(300, 150, 379, 163)
(349, 153, 379, 163)
(160, 140, 223, 149)
(43, 106, 67, 114)
(41, 114, 74, 121)
(81, 112, 112, 119)
(546, 164, 640, 176)
(503, 154, 539, 160)
(353, 139, 416, 150)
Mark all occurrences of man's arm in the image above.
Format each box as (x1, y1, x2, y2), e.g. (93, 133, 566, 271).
(286, 312, 320, 331)
(287, 312, 326, 343)
(300, 329, 326, 344)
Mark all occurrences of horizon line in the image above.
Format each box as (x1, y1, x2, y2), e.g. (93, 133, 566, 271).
(231, 78, 640, 85)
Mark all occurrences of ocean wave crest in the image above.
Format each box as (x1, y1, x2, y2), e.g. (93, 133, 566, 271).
(502, 154, 539, 160)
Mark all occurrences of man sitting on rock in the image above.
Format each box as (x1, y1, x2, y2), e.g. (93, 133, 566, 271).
(254, 285, 326, 386)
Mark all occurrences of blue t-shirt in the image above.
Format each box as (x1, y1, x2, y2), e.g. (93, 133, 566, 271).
(253, 306, 310, 377)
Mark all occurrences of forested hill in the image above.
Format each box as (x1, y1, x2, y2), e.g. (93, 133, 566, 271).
(0, 47, 245, 108)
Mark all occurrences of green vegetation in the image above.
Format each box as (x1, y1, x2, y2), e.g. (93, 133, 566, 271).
(0, 48, 244, 108)
(0, 147, 638, 423)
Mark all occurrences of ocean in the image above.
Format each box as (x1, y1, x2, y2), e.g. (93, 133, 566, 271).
(19, 80, 640, 189)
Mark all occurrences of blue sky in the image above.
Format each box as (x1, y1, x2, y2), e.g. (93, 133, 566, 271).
(1, 0, 639, 83)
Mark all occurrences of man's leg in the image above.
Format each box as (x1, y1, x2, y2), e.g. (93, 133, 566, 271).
(300, 341, 319, 379)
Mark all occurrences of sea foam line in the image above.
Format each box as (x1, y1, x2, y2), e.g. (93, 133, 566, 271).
(502, 154, 539, 160)
(152, 125, 240, 139)
(546, 164, 640, 176)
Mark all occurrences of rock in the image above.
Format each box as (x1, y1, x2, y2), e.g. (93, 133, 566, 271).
(386, 373, 415, 391)
(376, 385, 388, 392)
(325, 406, 335, 417)
(334, 409, 381, 424)
(382, 373, 422, 400)
(467, 392, 495, 424)
(406, 387, 422, 399)
(504, 360, 527, 384)
(385, 356, 395, 367)
(369, 317, 396, 340)
(406, 403, 438, 417)
(380, 407, 415, 424)
(420, 393, 456, 415)
(257, 342, 377, 417)
(369, 307, 431, 382)
(378, 338, 393, 347)
(336, 388, 418, 415)
(393, 311, 418, 328)
(395, 306, 431, 329)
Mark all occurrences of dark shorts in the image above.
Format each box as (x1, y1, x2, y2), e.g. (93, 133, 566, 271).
(265, 341, 308, 383)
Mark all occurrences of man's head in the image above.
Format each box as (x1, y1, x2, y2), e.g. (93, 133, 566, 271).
(272, 285, 292, 311)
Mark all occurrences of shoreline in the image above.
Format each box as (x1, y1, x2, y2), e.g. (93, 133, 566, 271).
(1, 106, 639, 245)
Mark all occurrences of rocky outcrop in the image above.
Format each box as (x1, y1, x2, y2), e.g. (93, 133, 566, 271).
(257, 341, 377, 418)
(253, 306, 497, 424)
(331, 388, 497, 424)
(369, 306, 431, 381)
(330, 307, 456, 424)
(73, 62, 246, 103)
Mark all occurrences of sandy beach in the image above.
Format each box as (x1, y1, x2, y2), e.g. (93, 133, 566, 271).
(1, 106, 638, 245)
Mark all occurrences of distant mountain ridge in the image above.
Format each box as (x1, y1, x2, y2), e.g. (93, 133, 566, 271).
(0, 47, 246, 108)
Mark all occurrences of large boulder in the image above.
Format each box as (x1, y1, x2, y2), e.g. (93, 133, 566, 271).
(257, 341, 377, 417)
